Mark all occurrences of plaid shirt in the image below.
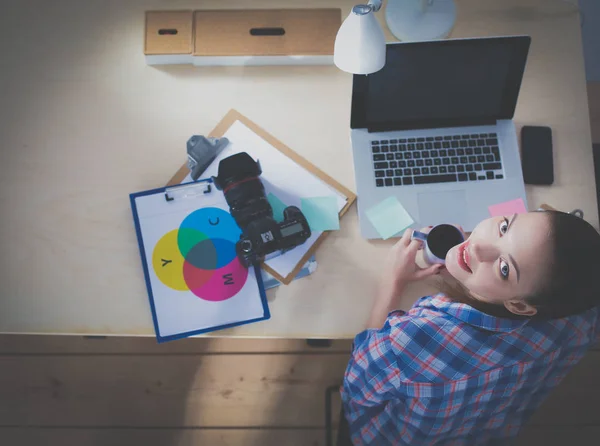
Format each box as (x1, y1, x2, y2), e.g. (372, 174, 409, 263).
(342, 294, 600, 445)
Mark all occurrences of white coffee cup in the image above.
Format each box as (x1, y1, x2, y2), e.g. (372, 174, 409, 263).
(411, 224, 465, 265)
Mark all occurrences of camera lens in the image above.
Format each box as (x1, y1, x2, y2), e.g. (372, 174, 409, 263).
(213, 152, 273, 230)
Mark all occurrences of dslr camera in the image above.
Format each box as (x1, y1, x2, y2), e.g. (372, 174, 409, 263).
(212, 152, 311, 267)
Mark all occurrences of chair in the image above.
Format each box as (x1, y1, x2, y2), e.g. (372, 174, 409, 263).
(325, 384, 353, 446)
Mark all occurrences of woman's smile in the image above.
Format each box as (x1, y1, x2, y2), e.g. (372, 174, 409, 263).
(457, 241, 472, 273)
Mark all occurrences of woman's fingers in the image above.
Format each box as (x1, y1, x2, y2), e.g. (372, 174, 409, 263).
(414, 263, 443, 280)
(419, 226, 434, 234)
(415, 226, 432, 250)
(400, 227, 414, 246)
(407, 237, 423, 253)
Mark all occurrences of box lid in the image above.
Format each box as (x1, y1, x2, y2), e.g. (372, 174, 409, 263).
(193, 9, 341, 57)
(145, 11, 193, 55)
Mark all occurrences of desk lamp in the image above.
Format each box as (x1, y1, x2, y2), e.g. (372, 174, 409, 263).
(334, 0, 457, 74)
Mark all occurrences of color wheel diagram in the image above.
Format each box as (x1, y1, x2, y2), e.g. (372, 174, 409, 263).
(151, 208, 248, 302)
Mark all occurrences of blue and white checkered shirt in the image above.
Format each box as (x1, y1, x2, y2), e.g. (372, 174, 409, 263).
(342, 294, 600, 445)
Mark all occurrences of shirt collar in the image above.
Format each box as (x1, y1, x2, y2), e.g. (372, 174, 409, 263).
(416, 294, 530, 333)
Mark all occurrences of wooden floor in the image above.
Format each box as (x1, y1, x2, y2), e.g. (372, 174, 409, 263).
(0, 336, 353, 446)
(1, 85, 599, 446)
(0, 334, 599, 446)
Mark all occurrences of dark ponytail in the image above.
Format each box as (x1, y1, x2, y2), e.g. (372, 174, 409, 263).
(525, 211, 600, 319)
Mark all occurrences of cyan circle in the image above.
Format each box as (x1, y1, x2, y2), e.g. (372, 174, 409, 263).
(179, 208, 241, 244)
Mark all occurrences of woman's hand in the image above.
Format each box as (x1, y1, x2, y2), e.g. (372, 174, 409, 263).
(381, 227, 443, 290)
(366, 228, 442, 329)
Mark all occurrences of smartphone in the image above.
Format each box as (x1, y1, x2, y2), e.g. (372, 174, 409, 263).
(521, 125, 554, 185)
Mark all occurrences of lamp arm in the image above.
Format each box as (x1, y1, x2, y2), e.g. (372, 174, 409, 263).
(367, 0, 383, 12)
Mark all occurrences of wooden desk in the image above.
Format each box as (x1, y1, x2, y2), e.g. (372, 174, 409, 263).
(0, 0, 595, 339)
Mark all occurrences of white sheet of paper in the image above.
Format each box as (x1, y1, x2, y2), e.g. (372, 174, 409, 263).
(181, 120, 347, 279)
(134, 190, 266, 339)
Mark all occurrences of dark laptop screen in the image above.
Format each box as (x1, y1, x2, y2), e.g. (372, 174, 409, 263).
(351, 36, 531, 131)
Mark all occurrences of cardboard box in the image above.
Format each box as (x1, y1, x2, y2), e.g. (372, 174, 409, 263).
(144, 8, 341, 66)
(191, 9, 339, 66)
(144, 11, 193, 65)
(192, 9, 340, 66)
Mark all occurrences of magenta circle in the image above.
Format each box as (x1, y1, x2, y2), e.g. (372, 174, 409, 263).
(190, 257, 248, 302)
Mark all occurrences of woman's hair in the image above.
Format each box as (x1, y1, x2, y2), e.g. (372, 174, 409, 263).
(524, 210, 600, 319)
(441, 210, 600, 320)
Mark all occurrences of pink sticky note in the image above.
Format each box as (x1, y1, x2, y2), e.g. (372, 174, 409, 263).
(488, 198, 528, 217)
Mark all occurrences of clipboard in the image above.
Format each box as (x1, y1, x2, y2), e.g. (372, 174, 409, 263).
(130, 178, 270, 343)
(167, 109, 357, 284)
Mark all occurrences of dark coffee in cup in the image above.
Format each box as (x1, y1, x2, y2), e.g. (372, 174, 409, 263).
(427, 224, 465, 259)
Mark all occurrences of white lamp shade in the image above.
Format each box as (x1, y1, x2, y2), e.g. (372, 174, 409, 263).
(334, 6, 386, 75)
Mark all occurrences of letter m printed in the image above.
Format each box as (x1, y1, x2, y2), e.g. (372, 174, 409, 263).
(223, 273, 234, 285)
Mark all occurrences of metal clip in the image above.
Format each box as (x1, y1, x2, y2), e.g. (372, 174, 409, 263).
(164, 181, 212, 202)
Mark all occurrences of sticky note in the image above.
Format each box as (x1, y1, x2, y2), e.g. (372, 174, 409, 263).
(488, 198, 527, 217)
(300, 196, 340, 231)
(365, 197, 414, 240)
(268, 193, 288, 222)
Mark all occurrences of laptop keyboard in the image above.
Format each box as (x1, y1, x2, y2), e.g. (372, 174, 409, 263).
(372, 133, 503, 187)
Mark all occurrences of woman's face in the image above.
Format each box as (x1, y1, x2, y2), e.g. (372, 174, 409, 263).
(445, 212, 552, 315)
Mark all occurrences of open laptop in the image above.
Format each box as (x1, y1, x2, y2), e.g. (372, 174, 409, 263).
(350, 36, 531, 238)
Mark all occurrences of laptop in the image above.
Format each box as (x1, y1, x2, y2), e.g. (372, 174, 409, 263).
(350, 36, 531, 238)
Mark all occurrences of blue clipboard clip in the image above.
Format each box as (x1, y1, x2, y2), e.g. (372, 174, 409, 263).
(164, 179, 213, 202)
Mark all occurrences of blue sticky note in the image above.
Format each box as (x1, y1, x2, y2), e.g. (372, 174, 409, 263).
(365, 197, 414, 240)
(268, 193, 288, 222)
(300, 196, 340, 231)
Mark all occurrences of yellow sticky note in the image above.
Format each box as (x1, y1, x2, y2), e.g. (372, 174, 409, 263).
(366, 197, 414, 240)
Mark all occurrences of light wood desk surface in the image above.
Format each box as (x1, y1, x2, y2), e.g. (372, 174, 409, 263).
(0, 0, 595, 339)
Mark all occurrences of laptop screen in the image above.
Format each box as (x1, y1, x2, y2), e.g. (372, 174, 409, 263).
(350, 36, 531, 131)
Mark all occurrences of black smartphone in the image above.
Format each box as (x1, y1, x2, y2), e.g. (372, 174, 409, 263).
(521, 125, 554, 185)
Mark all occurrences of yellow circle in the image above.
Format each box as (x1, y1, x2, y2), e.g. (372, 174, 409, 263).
(152, 230, 188, 291)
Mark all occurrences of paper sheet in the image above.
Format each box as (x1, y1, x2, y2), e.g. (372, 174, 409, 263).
(133, 190, 267, 340)
(366, 196, 414, 240)
(488, 198, 528, 217)
(301, 196, 340, 231)
(181, 120, 347, 279)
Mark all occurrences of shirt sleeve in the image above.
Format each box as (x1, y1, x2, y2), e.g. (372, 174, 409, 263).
(341, 311, 407, 428)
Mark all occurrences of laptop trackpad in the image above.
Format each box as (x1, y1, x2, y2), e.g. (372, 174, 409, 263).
(417, 190, 468, 227)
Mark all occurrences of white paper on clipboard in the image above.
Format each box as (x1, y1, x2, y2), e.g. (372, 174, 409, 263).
(181, 120, 347, 279)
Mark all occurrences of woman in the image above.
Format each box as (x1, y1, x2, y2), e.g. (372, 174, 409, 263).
(341, 210, 600, 445)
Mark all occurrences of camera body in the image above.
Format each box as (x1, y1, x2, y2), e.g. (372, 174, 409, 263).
(212, 152, 311, 267)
